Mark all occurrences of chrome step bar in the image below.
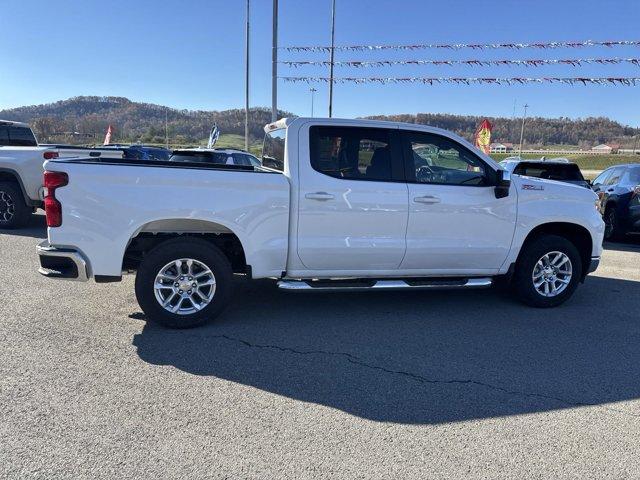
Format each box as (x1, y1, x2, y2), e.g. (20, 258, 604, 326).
(277, 277, 492, 292)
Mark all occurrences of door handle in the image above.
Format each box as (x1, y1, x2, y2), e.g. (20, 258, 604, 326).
(413, 195, 441, 204)
(305, 192, 335, 201)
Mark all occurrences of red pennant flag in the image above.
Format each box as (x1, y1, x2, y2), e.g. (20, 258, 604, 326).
(103, 125, 113, 145)
(474, 119, 492, 154)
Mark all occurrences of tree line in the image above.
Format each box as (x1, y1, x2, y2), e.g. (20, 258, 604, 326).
(0, 96, 637, 148)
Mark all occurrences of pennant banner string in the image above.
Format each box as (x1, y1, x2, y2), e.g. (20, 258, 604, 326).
(283, 40, 640, 52)
(280, 77, 640, 86)
(281, 58, 640, 68)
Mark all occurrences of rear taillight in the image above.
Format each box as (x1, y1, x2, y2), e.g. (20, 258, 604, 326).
(43, 151, 59, 160)
(43, 171, 68, 227)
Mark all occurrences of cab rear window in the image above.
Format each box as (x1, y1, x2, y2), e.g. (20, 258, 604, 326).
(0, 125, 37, 147)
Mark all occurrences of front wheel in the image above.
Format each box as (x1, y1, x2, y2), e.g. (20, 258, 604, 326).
(135, 238, 233, 328)
(513, 235, 583, 308)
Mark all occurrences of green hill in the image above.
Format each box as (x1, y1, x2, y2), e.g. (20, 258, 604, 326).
(0, 96, 292, 147)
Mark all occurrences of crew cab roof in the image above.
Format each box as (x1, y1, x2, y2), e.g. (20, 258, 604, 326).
(0, 119, 30, 128)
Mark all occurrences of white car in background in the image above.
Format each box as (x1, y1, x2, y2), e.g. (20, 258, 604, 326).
(0, 120, 122, 228)
(500, 158, 591, 189)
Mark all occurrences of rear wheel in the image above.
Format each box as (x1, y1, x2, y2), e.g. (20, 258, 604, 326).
(513, 235, 583, 308)
(603, 206, 624, 241)
(0, 181, 30, 229)
(134, 238, 233, 328)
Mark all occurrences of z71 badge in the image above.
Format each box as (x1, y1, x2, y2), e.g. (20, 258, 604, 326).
(522, 184, 544, 191)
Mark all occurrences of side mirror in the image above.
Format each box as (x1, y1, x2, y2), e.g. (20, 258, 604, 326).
(495, 169, 511, 199)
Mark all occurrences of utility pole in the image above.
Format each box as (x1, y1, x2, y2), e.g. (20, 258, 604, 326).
(165, 108, 169, 149)
(519, 103, 529, 156)
(245, 0, 250, 151)
(271, 0, 278, 122)
(511, 98, 517, 142)
(310, 87, 317, 117)
(328, 0, 336, 117)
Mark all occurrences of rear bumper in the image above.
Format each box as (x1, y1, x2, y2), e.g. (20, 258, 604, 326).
(36, 241, 89, 281)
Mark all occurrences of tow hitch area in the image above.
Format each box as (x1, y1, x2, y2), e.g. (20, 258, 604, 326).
(36, 242, 89, 281)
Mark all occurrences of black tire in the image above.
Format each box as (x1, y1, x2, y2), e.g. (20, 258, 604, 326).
(135, 237, 233, 328)
(0, 181, 31, 229)
(603, 206, 624, 241)
(513, 234, 583, 308)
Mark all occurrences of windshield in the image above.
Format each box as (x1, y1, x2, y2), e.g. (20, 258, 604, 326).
(262, 128, 285, 171)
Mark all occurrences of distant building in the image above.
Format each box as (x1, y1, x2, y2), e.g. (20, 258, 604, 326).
(591, 143, 620, 154)
(490, 142, 514, 153)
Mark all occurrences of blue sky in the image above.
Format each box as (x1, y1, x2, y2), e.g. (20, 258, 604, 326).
(1, 0, 639, 126)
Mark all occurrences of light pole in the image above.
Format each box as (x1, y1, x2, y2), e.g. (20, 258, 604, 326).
(328, 0, 336, 117)
(519, 103, 529, 156)
(245, 0, 250, 152)
(271, 0, 278, 123)
(165, 107, 169, 149)
(310, 88, 317, 117)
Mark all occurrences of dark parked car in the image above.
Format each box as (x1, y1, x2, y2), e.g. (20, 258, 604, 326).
(500, 159, 590, 189)
(591, 164, 640, 240)
(99, 144, 171, 161)
(169, 148, 261, 167)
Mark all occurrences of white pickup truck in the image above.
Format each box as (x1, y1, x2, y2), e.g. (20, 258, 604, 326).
(0, 120, 123, 228)
(37, 118, 604, 328)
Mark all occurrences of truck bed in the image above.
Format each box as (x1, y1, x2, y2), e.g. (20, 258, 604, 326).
(43, 157, 291, 279)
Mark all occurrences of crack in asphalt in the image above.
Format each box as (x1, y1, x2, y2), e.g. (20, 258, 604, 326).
(207, 333, 640, 419)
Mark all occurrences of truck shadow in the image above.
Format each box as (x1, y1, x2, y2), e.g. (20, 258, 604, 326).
(133, 275, 640, 424)
(0, 213, 47, 239)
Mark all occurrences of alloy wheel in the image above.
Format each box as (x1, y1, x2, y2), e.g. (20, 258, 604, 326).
(153, 258, 217, 315)
(0, 190, 15, 223)
(532, 251, 573, 297)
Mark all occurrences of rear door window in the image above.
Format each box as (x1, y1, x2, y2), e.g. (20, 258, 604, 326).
(606, 167, 624, 186)
(620, 166, 640, 186)
(309, 126, 402, 182)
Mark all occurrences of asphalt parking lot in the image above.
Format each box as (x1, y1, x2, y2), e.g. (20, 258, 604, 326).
(1, 214, 640, 479)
